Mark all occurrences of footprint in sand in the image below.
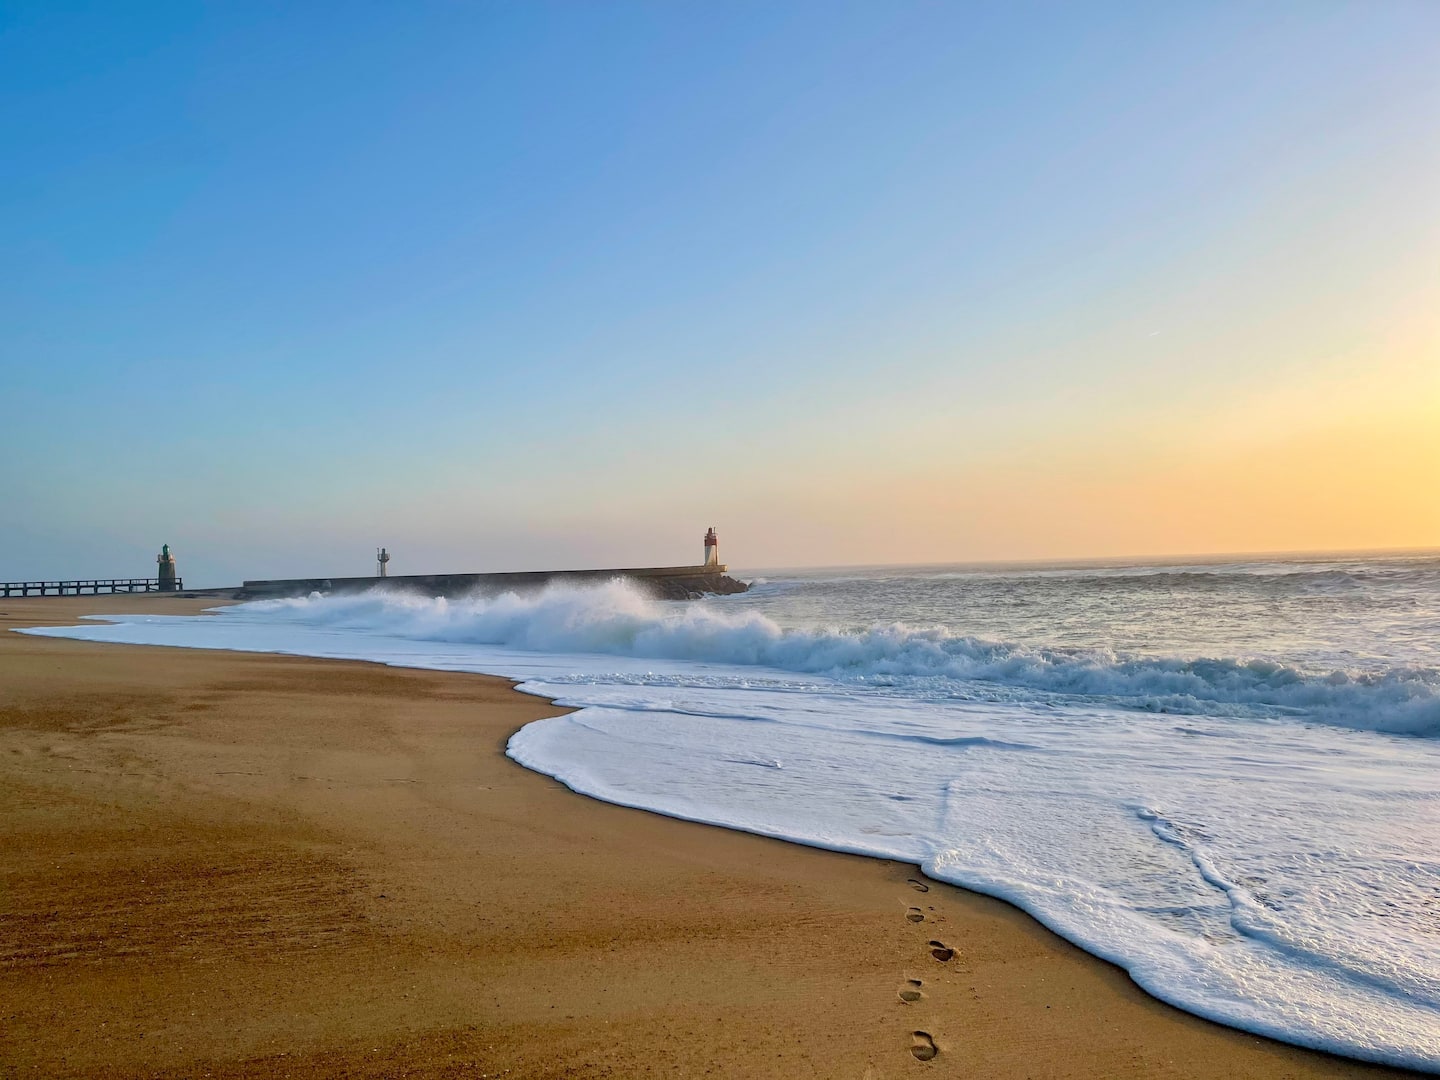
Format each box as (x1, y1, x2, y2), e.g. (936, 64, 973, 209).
(898, 978, 924, 1004)
(907, 878, 930, 893)
(927, 940, 954, 962)
(910, 1030, 939, 1061)
(906, 907, 925, 923)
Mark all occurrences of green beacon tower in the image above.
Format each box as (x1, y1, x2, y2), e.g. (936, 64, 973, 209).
(157, 544, 178, 592)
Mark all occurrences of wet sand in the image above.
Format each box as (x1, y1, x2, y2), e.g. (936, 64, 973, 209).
(0, 595, 1421, 1078)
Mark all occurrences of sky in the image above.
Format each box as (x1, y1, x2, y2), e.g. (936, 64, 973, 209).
(2, 1, 1437, 585)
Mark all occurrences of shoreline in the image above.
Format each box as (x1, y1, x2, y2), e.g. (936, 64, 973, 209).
(1, 595, 1423, 1078)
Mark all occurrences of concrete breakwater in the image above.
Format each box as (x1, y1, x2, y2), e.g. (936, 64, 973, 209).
(240, 565, 749, 601)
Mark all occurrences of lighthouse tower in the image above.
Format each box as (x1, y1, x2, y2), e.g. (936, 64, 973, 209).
(156, 544, 177, 592)
(703, 527, 719, 567)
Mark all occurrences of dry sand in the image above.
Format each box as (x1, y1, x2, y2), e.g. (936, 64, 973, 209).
(0, 595, 1422, 1078)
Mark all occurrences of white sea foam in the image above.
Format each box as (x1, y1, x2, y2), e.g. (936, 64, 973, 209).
(246, 579, 1440, 735)
(18, 563, 1440, 1070)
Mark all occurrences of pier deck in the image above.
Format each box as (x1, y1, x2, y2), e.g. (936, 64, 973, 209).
(0, 578, 182, 598)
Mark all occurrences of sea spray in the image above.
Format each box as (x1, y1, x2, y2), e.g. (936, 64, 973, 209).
(251, 580, 1440, 736)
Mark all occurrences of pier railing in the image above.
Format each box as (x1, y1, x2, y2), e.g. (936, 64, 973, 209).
(0, 578, 181, 598)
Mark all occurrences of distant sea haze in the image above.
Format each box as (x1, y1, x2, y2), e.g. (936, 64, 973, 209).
(24, 551, 1440, 1070)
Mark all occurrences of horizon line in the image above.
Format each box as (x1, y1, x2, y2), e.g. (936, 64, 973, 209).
(741, 544, 1440, 575)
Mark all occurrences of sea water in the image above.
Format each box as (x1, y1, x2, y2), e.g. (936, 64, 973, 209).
(20, 552, 1440, 1070)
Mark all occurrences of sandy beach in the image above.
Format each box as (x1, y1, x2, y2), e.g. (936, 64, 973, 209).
(0, 595, 1421, 1079)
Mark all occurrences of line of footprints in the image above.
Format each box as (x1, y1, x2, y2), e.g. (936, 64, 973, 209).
(899, 876, 948, 1063)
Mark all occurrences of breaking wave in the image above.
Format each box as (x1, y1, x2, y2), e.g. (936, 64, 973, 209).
(250, 581, 1440, 737)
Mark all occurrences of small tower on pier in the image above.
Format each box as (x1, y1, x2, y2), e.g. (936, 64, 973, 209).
(157, 544, 177, 592)
(703, 527, 719, 568)
(377, 547, 390, 578)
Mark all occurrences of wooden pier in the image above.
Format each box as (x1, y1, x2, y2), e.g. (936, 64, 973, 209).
(0, 578, 182, 598)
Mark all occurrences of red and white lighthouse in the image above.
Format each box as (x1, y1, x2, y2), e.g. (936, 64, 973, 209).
(703, 527, 719, 567)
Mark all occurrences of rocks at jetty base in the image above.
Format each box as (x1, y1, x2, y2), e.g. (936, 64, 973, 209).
(637, 574, 750, 600)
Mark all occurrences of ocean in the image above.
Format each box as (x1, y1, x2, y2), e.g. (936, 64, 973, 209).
(21, 551, 1440, 1070)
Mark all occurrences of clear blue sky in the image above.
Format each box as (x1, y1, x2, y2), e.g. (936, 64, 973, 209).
(3, 2, 1437, 585)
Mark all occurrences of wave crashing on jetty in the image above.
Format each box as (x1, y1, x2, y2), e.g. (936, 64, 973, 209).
(251, 579, 1440, 737)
